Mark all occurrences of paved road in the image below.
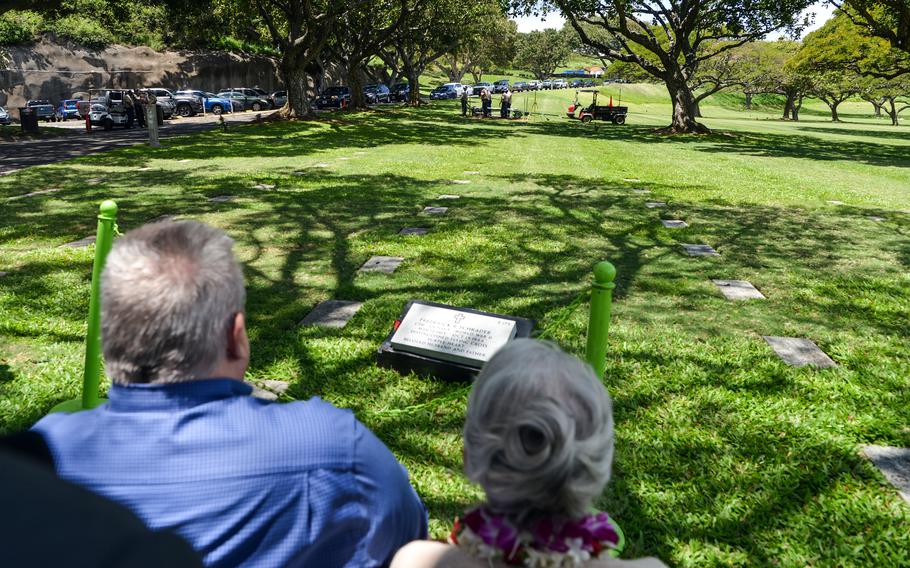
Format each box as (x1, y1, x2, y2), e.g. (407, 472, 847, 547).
(0, 113, 260, 176)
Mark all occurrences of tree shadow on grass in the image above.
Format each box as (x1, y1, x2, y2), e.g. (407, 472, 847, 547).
(794, 125, 910, 143)
(2, 120, 909, 560)
(512, 117, 910, 168)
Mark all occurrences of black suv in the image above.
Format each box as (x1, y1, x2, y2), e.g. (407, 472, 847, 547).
(315, 86, 351, 109)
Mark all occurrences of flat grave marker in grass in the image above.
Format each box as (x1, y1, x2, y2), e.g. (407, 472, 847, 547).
(87, 177, 104, 184)
(827, 200, 845, 206)
(645, 201, 666, 208)
(633, 189, 651, 194)
(623, 178, 641, 182)
(399, 227, 429, 236)
(259, 379, 290, 394)
(682, 244, 719, 257)
(762, 336, 837, 368)
(661, 219, 688, 229)
(437, 194, 460, 200)
(247, 382, 278, 401)
(869, 216, 886, 222)
(337, 157, 351, 161)
(377, 300, 535, 381)
(423, 206, 448, 215)
(359, 256, 404, 274)
(177, 159, 192, 163)
(862, 445, 910, 505)
(463, 171, 480, 175)
(298, 300, 363, 329)
(62, 236, 96, 248)
(252, 183, 275, 190)
(6, 188, 62, 201)
(137, 167, 151, 171)
(208, 195, 237, 203)
(712, 279, 766, 300)
(449, 180, 471, 185)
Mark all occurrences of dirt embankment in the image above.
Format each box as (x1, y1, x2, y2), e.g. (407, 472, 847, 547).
(0, 34, 288, 109)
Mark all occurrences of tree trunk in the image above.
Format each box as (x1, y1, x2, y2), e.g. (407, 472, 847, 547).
(663, 76, 710, 134)
(792, 96, 803, 121)
(406, 62, 421, 106)
(347, 64, 367, 109)
(693, 99, 702, 118)
(869, 98, 883, 117)
(282, 54, 315, 118)
(886, 97, 899, 126)
(471, 68, 483, 83)
(826, 99, 841, 122)
(745, 92, 753, 111)
(783, 92, 795, 120)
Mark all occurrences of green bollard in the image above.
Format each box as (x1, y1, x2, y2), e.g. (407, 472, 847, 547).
(50, 200, 118, 413)
(585, 261, 616, 380)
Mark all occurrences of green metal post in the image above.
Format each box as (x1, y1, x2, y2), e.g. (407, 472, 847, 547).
(50, 200, 118, 414)
(585, 261, 616, 380)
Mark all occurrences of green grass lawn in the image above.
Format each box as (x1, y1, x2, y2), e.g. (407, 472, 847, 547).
(1, 88, 908, 567)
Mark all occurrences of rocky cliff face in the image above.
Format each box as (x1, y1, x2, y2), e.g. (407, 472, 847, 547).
(0, 34, 288, 109)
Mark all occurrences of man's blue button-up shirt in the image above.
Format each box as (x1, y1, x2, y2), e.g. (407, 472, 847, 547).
(33, 379, 428, 568)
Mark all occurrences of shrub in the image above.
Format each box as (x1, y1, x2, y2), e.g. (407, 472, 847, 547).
(50, 14, 115, 49)
(0, 10, 44, 46)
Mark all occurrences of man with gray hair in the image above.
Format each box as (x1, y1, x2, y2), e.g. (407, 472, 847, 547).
(32, 220, 428, 567)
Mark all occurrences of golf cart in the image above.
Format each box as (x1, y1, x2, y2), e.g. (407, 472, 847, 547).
(566, 89, 628, 125)
(79, 89, 133, 131)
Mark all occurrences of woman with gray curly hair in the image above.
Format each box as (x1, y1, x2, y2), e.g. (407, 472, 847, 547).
(392, 339, 665, 568)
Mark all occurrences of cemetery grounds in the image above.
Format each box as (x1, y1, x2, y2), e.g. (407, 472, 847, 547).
(1, 86, 908, 567)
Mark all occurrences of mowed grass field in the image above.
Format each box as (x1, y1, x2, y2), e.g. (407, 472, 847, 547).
(1, 87, 909, 567)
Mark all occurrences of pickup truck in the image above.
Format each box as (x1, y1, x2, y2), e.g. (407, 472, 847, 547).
(26, 100, 56, 122)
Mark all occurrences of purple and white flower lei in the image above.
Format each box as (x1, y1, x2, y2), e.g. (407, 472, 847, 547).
(449, 506, 620, 567)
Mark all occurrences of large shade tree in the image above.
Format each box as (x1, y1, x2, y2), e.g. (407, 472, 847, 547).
(514, 28, 572, 80)
(512, 0, 815, 133)
(833, 0, 910, 54)
(381, 0, 487, 104)
(254, 0, 370, 118)
(326, 0, 410, 109)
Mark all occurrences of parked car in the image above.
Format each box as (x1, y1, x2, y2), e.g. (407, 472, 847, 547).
(391, 82, 410, 102)
(527, 81, 541, 91)
(493, 80, 510, 93)
(26, 100, 55, 122)
(363, 84, 391, 104)
(430, 83, 462, 100)
(540, 80, 553, 90)
(217, 89, 270, 112)
(176, 90, 233, 115)
(551, 79, 568, 89)
(0, 106, 11, 125)
(271, 90, 287, 108)
(512, 81, 529, 92)
(315, 86, 352, 109)
(54, 99, 81, 121)
(472, 82, 494, 96)
(140, 88, 177, 119)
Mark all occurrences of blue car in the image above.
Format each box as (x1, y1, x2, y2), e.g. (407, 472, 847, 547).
(55, 99, 81, 121)
(174, 90, 234, 116)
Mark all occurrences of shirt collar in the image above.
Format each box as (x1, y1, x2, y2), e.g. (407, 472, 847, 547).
(108, 378, 253, 412)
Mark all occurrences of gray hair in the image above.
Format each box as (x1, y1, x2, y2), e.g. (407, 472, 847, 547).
(101, 220, 245, 384)
(463, 339, 614, 523)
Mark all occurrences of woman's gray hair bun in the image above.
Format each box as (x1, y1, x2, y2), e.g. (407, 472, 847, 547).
(464, 339, 615, 524)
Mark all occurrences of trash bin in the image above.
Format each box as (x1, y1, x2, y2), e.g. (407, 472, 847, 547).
(156, 105, 164, 126)
(19, 107, 39, 133)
